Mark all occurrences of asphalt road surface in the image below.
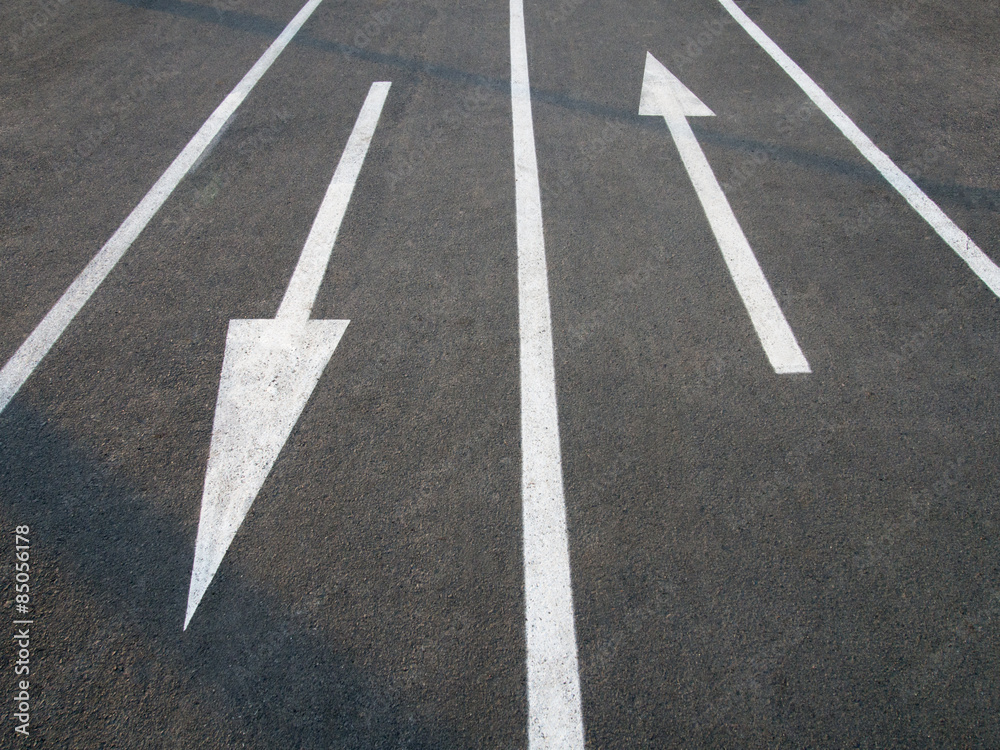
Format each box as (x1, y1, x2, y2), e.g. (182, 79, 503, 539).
(2, 0, 999, 746)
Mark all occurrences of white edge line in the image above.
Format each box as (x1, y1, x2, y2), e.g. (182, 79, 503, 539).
(0, 0, 328, 414)
(276, 81, 391, 322)
(717, 0, 1000, 298)
(510, 0, 586, 747)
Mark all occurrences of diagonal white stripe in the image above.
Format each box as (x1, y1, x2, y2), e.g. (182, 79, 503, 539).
(0, 0, 329, 414)
(717, 0, 1000, 298)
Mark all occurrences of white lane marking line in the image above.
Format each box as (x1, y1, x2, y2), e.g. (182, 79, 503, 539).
(510, 0, 586, 747)
(640, 53, 811, 374)
(184, 83, 390, 630)
(0, 0, 329, 415)
(717, 0, 1000, 298)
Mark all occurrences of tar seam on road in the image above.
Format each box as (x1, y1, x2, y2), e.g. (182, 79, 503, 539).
(185, 82, 391, 630)
(717, 0, 1000, 299)
(0, 0, 329, 414)
(509, 0, 586, 747)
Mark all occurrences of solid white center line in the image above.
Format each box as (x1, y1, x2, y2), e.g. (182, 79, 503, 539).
(717, 0, 1000, 298)
(509, 0, 586, 747)
(0, 0, 329, 414)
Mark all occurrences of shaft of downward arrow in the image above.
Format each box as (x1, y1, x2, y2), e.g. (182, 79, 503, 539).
(275, 82, 391, 322)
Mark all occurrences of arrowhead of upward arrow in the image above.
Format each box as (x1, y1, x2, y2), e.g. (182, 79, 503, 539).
(639, 51, 715, 119)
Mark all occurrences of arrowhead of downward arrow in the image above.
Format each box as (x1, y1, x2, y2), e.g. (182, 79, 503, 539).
(184, 317, 348, 629)
(639, 52, 715, 119)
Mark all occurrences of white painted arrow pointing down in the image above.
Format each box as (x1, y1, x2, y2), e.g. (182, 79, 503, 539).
(185, 82, 391, 630)
(640, 52, 810, 374)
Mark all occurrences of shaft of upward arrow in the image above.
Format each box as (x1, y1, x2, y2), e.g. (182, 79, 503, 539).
(639, 52, 810, 374)
(184, 82, 391, 630)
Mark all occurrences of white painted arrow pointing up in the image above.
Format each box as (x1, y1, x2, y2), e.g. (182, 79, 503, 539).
(184, 82, 391, 630)
(640, 52, 810, 374)
(639, 51, 715, 118)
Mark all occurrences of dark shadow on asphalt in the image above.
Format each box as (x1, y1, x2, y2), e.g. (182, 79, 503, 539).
(0, 397, 466, 748)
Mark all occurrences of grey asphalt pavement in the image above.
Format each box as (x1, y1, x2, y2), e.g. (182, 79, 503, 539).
(1, 0, 998, 746)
